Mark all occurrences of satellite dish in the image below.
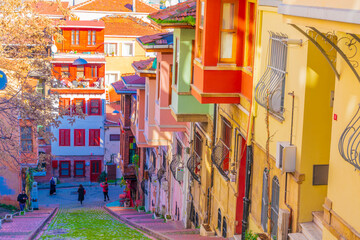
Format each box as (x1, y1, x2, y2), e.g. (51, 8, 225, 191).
(0, 70, 7, 90)
(51, 45, 58, 53)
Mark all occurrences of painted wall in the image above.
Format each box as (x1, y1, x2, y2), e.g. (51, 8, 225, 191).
(51, 94, 105, 156)
(104, 125, 121, 178)
(0, 168, 20, 206)
(105, 36, 149, 83)
(171, 28, 213, 116)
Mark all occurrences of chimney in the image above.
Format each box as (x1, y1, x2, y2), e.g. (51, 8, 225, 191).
(133, 0, 136, 12)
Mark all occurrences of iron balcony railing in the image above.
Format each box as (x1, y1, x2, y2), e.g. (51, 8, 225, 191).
(339, 104, 360, 170)
(187, 151, 201, 183)
(170, 154, 182, 183)
(157, 166, 166, 182)
(255, 32, 288, 115)
(141, 179, 148, 195)
(211, 139, 230, 181)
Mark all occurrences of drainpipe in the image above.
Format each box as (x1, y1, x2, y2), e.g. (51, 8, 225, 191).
(241, 98, 255, 239)
(207, 103, 217, 225)
(133, 0, 136, 12)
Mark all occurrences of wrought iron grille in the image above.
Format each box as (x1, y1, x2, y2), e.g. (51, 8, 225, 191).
(187, 151, 201, 183)
(170, 154, 182, 183)
(141, 179, 148, 195)
(157, 166, 166, 182)
(255, 32, 288, 115)
(148, 164, 155, 182)
(338, 105, 360, 170)
(211, 139, 230, 181)
(270, 176, 280, 238)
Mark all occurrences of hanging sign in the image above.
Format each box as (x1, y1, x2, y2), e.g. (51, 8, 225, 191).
(0, 71, 7, 90)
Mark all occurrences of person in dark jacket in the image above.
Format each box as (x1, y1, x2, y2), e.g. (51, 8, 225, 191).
(100, 181, 109, 202)
(17, 190, 28, 211)
(50, 177, 56, 195)
(77, 184, 85, 205)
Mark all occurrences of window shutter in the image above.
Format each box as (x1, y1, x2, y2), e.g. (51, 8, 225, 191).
(74, 130, 78, 146)
(80, 129, 85, 146)
(65, 129, 70, 146)
(89, 129, 94, 146)
(95, 129, 100, 146)
(98, 99, 102, 115)
(59, 130, 64, 146)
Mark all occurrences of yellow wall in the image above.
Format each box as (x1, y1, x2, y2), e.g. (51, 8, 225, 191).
(282, 0, 360, 11)
(250, 4, 336, 235)
(326, 31, 360, 233)
(105, 36, 149, 75)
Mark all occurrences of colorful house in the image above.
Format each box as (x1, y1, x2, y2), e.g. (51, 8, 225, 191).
(190, 0, 255, 238)
(101, 15, 162, 89)
(50, 20, 106, 183)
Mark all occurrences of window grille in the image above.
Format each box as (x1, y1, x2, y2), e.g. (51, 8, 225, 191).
(255, 32, 288, 115)
(211, 139, 230, 181)
(222, 217, 227, 238)
(141, 180, 148, 195)
(217, 209, 222, 230)
(260, 168, 269, 231)
(170, 154, 182, 183)
(187, 151, 201, 183)
(271, 176, 280, 238)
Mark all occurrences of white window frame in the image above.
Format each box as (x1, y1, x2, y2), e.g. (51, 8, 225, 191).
(105, 71, 120, 86)
(104, 42, 120, 56)
(121, 41, 135, 57)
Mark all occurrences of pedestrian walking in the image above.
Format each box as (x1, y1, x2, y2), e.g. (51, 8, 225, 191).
(50, 177, 56, 195)
(100, 181, 110, 202)
(17, 190, 28, 211)
(78, 184, 86, 205)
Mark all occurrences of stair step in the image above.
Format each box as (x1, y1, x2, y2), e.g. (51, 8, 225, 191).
(300, 222, 322, 240)
(312, 211, 324, 230)
(289, 233, 308, 240)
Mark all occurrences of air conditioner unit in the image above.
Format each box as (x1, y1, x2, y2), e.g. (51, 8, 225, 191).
(175, 167, 184, 181)
(276, 142, 296, 173)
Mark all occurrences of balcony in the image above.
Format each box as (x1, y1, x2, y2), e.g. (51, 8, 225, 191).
(191, 0, 254, 104)
(52, 77, 105, 89)
(170, 28, 213, 122)
(211, 139, 230, 181)
(187, 151, 201, 183)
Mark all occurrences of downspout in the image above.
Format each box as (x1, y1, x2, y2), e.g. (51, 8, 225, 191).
(133, 0, 136, 12)
(207, 103, 217, 225)
(284, 91, 295, 234)
(241, 99, 255, 239)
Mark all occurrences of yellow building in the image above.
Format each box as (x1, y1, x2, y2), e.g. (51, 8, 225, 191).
(101, 15, 163, 87)
(248, 0, 360, 239)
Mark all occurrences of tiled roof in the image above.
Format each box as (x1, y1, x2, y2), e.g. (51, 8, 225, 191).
(121, 74, 145, 88)
(132, 58, 156, 72)
(137, 32, 173, 47)
(148, 0, 196, 26)
(31, 1, 69, 16)
(59, 20, 105, 28)
(101, 15, 163, 36)
(106, 103, 121, 124)
(72, 0, 158, 13)
(111, 81, 136, 94)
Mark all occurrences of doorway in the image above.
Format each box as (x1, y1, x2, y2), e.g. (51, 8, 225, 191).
(90, 160, 101, 182)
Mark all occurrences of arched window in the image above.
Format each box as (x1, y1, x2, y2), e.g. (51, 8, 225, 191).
(217, 209, 222, 230)
(222, 217, 227, 238)
(271, 176, 280, 238)
(260, 168, 268, 231)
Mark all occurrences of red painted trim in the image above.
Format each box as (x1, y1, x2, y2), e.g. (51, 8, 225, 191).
(73, 98, 86, 114)
(59, 129, 71, 146)
(59, 160, 71, 177)
(89, 129, 100, 146)
(74, 160, 86, 177)
(74, 129, 85, 146)
(88, 99, 102, 116)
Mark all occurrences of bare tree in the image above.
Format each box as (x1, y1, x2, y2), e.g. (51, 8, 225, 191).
(0, 0, 71, 170)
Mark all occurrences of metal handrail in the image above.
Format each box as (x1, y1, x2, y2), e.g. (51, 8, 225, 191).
(187, 151, 201, 183)
(211, 139, 230, 181)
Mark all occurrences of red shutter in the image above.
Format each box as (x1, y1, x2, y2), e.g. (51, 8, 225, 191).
(65, 129, 70, 146)
(95, 129, 100, 146)
(59, 129, 64, 146)
(80, 129, 85, 146)
(89, 129, 94, 146)
(74, 129, 79, 146)
(98, 99, 102, 115)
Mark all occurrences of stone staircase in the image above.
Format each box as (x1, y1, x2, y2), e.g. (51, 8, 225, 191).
(289, 211, 323, 240)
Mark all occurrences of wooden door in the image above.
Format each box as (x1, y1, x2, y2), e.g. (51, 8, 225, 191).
(90, 160, 101, 182)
